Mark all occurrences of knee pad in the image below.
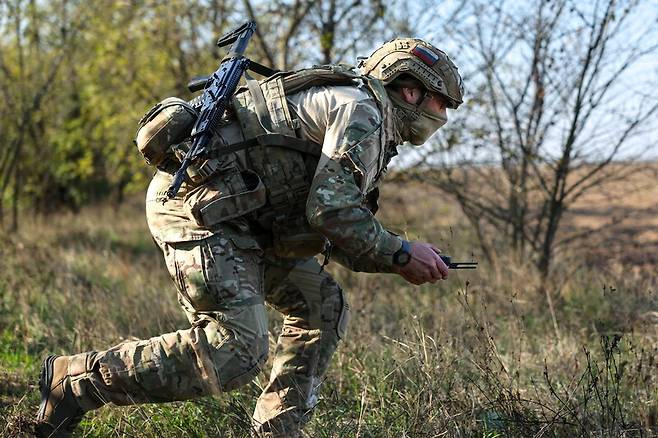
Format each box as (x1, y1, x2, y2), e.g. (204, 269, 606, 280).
(218, 334, 269, 392)
(320, 280, 351, 340)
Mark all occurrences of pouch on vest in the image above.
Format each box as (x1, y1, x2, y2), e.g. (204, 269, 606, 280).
(172, 141, 225, 185)
(135, 97, 197, 167)
(271, 215, 327, 258)
(232, 79, 316, 224)
(184, 167, 267, 227)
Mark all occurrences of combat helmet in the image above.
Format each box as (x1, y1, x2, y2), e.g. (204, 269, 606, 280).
(359, 38, 463, 109)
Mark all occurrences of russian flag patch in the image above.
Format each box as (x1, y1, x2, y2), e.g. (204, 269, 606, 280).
(412, 46, 439, 66)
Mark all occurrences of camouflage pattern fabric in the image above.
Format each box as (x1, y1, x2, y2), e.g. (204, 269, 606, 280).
(66, 223, 348, 438)
(254, 256, 349, 437)
(299, 89, 403, 270)
(146, 83, 404, 268)
(145, 118, 249, 246)
(135, 97, 198, 167)
(69, 223, 269, 408)
(359, 38, 464, 109)
(64, 83, 404, 436)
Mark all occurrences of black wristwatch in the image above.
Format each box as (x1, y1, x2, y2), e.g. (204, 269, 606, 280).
(392, 239, 412, 267)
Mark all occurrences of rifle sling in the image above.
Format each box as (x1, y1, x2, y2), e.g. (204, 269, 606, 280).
(244, 71, 275, 133)
(248, 61, 279, 78)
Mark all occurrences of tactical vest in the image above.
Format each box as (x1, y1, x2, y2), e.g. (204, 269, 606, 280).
(137, 65, 394, 257)
(230, 64, 393, 218)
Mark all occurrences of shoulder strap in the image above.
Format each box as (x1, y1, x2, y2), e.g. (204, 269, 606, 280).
(244, 71, 275, 133)
(277, 64, 362, 95)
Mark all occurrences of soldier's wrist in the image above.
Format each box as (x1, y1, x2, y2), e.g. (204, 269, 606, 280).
(374, 234, 405, 268)
(392, 239, 412, 267)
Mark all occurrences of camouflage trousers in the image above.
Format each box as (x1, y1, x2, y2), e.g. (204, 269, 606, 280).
(68, 223, 350, 437)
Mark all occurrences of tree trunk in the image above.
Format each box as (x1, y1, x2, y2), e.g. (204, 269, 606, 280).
(11, 159, 20, 232)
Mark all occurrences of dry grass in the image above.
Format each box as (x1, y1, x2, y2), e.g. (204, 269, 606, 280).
(0, 172, 656, 437)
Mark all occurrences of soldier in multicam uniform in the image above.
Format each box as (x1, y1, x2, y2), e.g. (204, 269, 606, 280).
(36, 38, 463, 437)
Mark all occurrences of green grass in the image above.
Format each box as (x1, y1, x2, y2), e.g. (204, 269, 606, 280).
(0, 183, 656, 437)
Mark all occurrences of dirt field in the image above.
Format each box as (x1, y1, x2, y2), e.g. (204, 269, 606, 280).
(562, 163, 658, 268)
(379, 163, 658, 271)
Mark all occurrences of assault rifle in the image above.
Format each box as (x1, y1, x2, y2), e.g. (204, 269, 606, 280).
(164, 20, 261, 201)
(440, 255, 477, 270)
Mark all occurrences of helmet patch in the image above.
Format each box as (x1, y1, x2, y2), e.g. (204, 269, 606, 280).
(411, 46, 439, 66)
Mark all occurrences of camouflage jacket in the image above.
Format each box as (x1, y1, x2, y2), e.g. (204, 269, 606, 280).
(146, 83, 404, 273)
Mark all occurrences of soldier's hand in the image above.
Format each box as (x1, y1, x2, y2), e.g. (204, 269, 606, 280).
(394, 242, 449, 285)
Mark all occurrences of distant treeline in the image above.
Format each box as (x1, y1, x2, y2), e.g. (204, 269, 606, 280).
(0, 0, 393, 225)
(2, 0, 656, 279)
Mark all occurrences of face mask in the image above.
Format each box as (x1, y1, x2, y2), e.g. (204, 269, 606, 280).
(389, 90, 448, 145)
(407, 108, 447, 145)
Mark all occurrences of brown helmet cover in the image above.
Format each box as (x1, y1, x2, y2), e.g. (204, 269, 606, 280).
(359, 38, 464, 109)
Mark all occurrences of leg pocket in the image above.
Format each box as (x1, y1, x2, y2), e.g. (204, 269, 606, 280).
(172, 242, 214, 311)
(173, 235, 263, 312)
(201, 235, 264, 308)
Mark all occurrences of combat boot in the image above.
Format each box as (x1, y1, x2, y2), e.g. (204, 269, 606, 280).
(35, 354, 94, 437)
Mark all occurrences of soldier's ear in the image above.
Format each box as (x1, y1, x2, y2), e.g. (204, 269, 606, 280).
(400, 87, 422, 105)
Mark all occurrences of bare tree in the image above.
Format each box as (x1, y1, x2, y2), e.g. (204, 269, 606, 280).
(409, 0, 658, 282)
(241, 0, 389, 69)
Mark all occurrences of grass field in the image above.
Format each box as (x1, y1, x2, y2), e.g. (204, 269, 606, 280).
(1, 173, 656, 437)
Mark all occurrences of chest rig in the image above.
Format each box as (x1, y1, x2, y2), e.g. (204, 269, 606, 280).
(136, 65, 395, 256)
(227, 65, 392, 225)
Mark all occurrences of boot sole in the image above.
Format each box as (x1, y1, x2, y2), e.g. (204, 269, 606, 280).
(36, 354, 59, 421)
